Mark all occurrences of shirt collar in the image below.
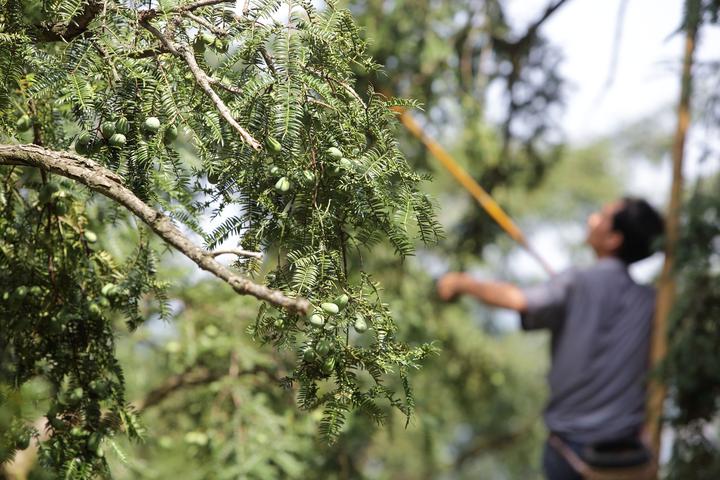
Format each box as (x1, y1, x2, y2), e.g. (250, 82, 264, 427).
(596, 256, 628, 271)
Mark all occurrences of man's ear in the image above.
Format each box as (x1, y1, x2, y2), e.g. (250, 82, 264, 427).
(608, 231, 624, 255)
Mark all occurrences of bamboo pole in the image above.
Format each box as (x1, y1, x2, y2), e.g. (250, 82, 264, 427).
(645, 2, 701, 466)
(394, 107, 555, 276)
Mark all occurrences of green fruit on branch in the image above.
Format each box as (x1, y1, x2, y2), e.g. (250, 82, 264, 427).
(115, 117, 129, 134)
(266, 136, 282, 153)
(275, 177, 291, 192)
(309, 313, 325, 326)
(143, 116, 161, 134)
(69, 387, 84, 402)
(302, 170, 315, 184)
(322, 356, 335, 375)
(74, 132, 93, 155)
(213, 38, 228, 53)
(101, 283, 118, 297)
(353, 314, 368, 333)
(71, 426, 85, 437)
(38, 182, 59, 203)
(321, 302, 339, 315)
(84, 230, 98, 243)
(89, 379, 109, 397)
(327, 146, 342, 159)
(100, 121, 116, 138)
(333, 294, 349, 310)
(200, 32, 216, 45)
(315, 339, 331, 356)
(86, 432, 102, 452)
(51, 202, 68, 215)
(108, 133, 126, 147)
(339, 157, 353, 170)
(16, 114, 32, 132)
(14, 433, 30, 451)
(164, 124, 178, 144)
(303, 348, 317, 362)
(269, 166, 280, 175)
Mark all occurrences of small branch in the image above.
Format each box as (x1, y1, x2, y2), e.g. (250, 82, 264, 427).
(205, 248, 263, 260)
(183, 11, 228, 36)
(135, 366, 221, 411)
(0, 144, 309, 314)
(35, 0, 103, 42)
(140, 20, 261, 150)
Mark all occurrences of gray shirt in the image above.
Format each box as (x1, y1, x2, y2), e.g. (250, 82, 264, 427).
(521, 257, 655, 443)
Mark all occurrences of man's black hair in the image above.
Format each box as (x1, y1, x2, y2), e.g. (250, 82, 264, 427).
(612, 197, 665, 264)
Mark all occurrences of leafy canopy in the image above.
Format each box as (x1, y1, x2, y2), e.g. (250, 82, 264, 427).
(0, 0, 442, 476)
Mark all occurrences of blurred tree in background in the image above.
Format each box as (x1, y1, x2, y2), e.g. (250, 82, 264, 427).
(1, 0, 719, 479)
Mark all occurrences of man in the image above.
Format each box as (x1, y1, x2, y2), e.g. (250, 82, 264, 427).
(436, 197, 665, 480)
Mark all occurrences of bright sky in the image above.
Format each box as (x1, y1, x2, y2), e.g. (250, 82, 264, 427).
(490, 0, 720, 281)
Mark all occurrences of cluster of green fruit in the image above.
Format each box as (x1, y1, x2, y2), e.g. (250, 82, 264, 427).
(306, 293, 369, 333)
(73, 116, 177, 155)
(37, 182, 71, 215)
(193, 31, 229, 55)
(302, 337, 338, 377)
(264, 143, 358, 195)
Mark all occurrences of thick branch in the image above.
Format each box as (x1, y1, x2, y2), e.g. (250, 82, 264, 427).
(35, 0, 103, 42)
(0, 144, 309, 314)
(140, 20, 261, 150)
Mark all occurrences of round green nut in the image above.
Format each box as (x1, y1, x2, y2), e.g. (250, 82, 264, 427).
(309, 313, 325, 327)
(14, 433, 30, 451)
(87, 432, 102, 452)
(302, 170, 315, 184)
(84, 230, 97, 243)
(144, 116, 161, 134)
(269, 166, 280, 175)
(339, 157, 353, 170)
(100, 121, 116, 139)
(275, 177, 291, 192)
(200, 32, 216, 45)
(213, 38, 229, 53)
(327, 147, 342, 159)
(322, 356, 335, 375)
(108, 133, 126, 147)
(74, 132, 93, 155)
(101, 283, 117, 297)
(333, 294, 349, 310)
(315, 339, 331, 356)
(115, 117, 129, 134)
(38, 182, 59, 204)
(51, 202, 67, 216)
(321, 302, 339, 315)
(353, 314, 368, 333)
(266, 136, 282, 153)
(164, 124, 179, 144)
(303, 348, 317, 362)
(16, 114, 32, 132)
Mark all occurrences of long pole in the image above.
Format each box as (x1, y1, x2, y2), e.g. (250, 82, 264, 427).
(395, 108, 554, 277)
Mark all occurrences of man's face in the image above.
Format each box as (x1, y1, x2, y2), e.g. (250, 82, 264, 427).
(586, 200, 624, 257)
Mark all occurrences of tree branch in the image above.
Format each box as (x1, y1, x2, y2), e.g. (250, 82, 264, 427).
(35, 0, 103, 42)
(0, 144, 309, 314)
(140, 20, 261, 150)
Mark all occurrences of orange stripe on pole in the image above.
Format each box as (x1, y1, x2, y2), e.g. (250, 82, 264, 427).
(395, 107, 554, 276)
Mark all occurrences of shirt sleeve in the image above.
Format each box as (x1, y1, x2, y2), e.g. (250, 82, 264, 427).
(520, 269, 576, 331)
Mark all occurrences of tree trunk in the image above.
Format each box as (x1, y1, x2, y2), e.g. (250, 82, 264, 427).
(645, 0, 701, 467)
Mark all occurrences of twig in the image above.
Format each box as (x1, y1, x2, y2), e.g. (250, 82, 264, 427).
(0, 144, 309, 314)
(140, 20, 261, 150)
(205, 248, 263, 259)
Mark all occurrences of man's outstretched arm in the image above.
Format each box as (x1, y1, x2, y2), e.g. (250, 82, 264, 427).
(436, 272, 528, 312)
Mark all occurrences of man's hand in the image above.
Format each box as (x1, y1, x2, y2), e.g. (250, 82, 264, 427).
(436, 272, 468, 302)
(436, 272, 528, 312)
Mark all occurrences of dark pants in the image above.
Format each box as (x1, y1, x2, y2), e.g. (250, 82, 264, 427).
(542, 436, 584, 480)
